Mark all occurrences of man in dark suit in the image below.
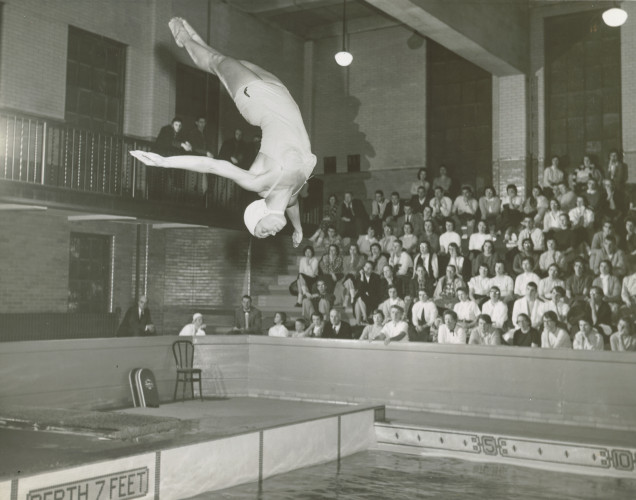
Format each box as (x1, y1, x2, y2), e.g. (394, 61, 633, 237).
(152, 117, 192, 195)
(231, 295, 263, 335)
(323, 308, 353, 339)
(218, 128, 248, 169)
(155, 117, 192, 156)
(395, 203, 424, 238)
(605, 150, 627, 188)
(339, 191, 368, 240)
(117, 295, 155, 337)
(353, 261, 383, 324)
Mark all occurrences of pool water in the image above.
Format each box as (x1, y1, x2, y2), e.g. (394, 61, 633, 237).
(187, 451, 636, 500)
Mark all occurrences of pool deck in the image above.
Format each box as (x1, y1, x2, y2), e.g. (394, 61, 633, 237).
(1, 397, 635, 481)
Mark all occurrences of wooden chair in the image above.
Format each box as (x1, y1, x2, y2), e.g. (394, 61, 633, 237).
(171, 340, 203, 401)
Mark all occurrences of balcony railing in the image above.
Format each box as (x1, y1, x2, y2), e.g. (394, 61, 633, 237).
(0, 111, 322, 225)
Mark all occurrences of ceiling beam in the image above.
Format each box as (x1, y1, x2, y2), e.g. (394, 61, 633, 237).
(364, 0, 526, 75)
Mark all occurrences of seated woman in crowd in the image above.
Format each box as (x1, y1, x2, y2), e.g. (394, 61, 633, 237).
(410, 289, 438, 342)
(420, 218, 441, 254)
(295, 245, 319, 307)
(610, 318, 636, 352)
(621, 217, 636, 255)
(434, 264, 466, 311)
(468, 263, 491, 306)
(268, 312, 290, 337)
(437, 309, 466, 344)
(524, 186, 549, 225)
(471, 240, 497, 277)
(538, 236, 564, 275)
(510, 313, 541, 347)
(357, 225, 379, 257)
(468, 314, 502, 346)
(359, 309, 385, 341)
(565, 257, 592, 305)
(313, 225, 342, 254)
(379, 223, 398, 254)
(310, 194, 339, 243)
(542, 199, 562, 234)
(478, 186, 501, 230)
(368, 242, 389, 275)
(410, 168, 431, 197)
(400, 222, 419, 254)
(412, 241, 439, 281)
(446, 242, 470, 281)
(538, 264, 565, 301)
(302, 312, 324, 338)
(584, 178, 603, 213)
(432, 164, 453, 197)
(544, 285, 570, 328)
(574, 154, 594, 192)
(408, 264, 435, 299)
(569, 195, 595, 244)
(573, 316, 604, 351)
(453, 287, 481, 330)
(601, 179, 627, 221)
(591, 260, 622, 316)
(541, 310, 572, 349)
(543, 155, 565, 197)
(513, 239, 539, 276)
(468, 220, 493, 258)
(318, 244, 343, 291)
(501, 184, 524, 229)
(336, 244, 367, 309)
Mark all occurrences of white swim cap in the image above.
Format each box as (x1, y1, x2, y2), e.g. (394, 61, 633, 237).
(193, 313, 203, 321)
(244, 199, 285, 236)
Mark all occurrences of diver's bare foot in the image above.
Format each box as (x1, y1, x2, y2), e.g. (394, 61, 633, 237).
(169, 17, 189, 48)
(169, 17, 205, 48)
(130, 150, 166, 167)
(180, 18, 206, 45)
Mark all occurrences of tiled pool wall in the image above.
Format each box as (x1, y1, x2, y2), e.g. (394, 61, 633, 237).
(376, 423, 636, 479)
(2, 337, 635, 432)
(5, 408, 377, 500)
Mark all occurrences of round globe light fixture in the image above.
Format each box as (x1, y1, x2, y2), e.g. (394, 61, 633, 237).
(602, 7, 628, 27)
(335, 50, 353, 67)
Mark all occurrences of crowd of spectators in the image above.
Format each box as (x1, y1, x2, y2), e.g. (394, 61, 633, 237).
(277, 153, 636, 351)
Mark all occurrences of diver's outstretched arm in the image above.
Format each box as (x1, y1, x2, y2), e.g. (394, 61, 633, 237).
(285, 203, 303, 248)
(130, 151, 268, 193)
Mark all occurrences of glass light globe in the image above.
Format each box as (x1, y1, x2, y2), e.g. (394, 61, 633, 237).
(602, 7, 628, 27)
(335, 51, 353, 66)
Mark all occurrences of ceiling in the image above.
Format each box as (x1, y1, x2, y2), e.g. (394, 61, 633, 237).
(222, 0, 574, 41)
(223, 0, 401, 40)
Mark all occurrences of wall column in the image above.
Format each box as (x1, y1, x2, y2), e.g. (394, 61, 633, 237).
(621, 2, 636, 181)
(492, 74, 529, 197)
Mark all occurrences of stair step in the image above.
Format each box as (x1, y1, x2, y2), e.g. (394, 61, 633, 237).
(277, 275, 296, 285)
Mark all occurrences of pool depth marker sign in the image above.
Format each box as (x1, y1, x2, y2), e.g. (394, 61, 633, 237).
(26, 467, 149, 500)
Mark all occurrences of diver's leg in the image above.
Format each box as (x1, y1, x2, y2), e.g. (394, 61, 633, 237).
(169, 18, 260, 99)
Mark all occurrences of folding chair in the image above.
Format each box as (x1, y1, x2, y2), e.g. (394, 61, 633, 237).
(172, 340, 203, 401)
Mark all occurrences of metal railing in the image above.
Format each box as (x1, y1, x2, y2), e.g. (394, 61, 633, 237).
(0, 110, 322, 225)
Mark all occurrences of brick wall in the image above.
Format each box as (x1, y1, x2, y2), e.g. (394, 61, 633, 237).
(0, 0, 161, 137)
(311, 26, 427, 174)
(492, 74, 529, 196)
(0, 209, 270, 333)
(0, 211, 138, 315)
(0, 0, 305, 143)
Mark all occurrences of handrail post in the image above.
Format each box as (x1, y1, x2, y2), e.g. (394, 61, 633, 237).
(246, 237, 252, 296)
(40, 121, 47, 184)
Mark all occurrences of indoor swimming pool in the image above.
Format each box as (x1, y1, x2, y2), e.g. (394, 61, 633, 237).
(189, 450, 636, 500)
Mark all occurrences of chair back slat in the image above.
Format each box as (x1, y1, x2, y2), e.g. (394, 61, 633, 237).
(172, 340, 195, 369)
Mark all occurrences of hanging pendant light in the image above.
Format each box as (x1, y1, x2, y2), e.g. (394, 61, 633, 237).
(335, 0, 353, 66)
(602, 3, 628, 27)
